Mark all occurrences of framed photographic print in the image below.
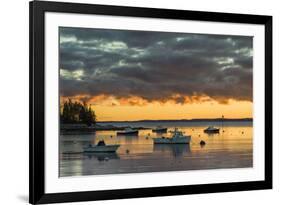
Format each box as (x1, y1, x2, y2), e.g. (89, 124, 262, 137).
(29, 0, 272, 204)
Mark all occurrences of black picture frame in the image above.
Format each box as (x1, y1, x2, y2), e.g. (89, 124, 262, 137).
(29, 1, 272, 204)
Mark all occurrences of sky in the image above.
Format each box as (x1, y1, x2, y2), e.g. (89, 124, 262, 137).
(59, 27, 253, 121)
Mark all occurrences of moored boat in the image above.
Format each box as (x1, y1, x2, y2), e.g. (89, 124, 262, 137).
(83, 140, 120, 153)
(204, 126, 220, 133)
(153, 128, 191, 144)
(117, 128, 139, 135)
(152, 126, 168, 133)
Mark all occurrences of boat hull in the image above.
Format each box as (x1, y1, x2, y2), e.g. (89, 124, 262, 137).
(152, 128, 168, 133)
(83, 145, 120, 153)
(204, 129, 220, 133)
(117, 130, 139, 135)
(153, 136, 191, 144)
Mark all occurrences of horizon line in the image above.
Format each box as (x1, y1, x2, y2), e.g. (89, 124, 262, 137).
(97, 118, 253, 123)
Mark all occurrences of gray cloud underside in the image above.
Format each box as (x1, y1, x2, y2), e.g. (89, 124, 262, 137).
(59, 27, 253, 103)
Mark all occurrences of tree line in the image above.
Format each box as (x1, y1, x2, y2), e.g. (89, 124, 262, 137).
(60, 99, 96, 126)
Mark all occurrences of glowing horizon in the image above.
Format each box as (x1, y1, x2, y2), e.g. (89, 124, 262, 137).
(60, 96, 252, 121)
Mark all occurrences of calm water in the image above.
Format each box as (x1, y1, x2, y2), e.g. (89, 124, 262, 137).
(59, 121, 253, 177)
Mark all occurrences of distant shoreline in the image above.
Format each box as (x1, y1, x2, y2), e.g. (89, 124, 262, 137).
(97, 118, 253, 123)
(60, 118, 252, 134)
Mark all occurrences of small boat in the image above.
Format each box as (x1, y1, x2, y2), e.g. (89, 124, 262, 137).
(117, 128, 138, 135)
(152, 126, 168, 133)
(83, 140, 120, 153)
(153, 128, 191, 144)
(204, 126, 220, 133)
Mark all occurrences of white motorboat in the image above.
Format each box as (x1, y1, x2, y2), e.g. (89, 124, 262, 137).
(117, 128, 138, 135)
(152, 126, 168, 133)
(153, 128, 191, 144)
(204, 126, 220, 133)
(83, 140, 120, 153)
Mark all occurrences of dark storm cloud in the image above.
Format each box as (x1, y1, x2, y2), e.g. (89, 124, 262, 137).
(59, 27, 253, 103)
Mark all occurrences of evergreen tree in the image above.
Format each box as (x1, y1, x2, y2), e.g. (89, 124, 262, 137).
(60, 99, 96, 126)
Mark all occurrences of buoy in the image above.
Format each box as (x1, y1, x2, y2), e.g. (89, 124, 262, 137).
(200, 140, 206, 146)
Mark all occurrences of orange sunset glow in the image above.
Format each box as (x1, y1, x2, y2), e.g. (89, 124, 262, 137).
(92, 101, 252, 121)
(60, 95, 252, 121)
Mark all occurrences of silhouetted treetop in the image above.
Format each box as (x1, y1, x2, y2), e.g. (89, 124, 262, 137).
(60, 99, 96, 126)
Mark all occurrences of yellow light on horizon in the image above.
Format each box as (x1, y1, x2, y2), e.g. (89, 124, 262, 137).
(60, 95, 252, 121)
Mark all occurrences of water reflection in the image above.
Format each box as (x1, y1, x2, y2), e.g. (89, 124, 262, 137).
(83, 152, 120, 161)
(120, 135, 139, 144)
(205, 133, 219, 137)
(153, 144, 191, 157)
(60, 123, 253, 176)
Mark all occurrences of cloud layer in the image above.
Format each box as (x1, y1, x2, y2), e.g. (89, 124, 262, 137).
(59, 27, 253, 105)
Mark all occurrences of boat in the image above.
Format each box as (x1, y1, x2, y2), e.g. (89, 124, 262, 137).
(204, 126, 220, 133)
(152, 126, 168, 133)
(116, 128, 139, 135)
(153, 128, 191, 144)
(83, 140, 120, 153)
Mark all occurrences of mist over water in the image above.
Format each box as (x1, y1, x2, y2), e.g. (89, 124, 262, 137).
(59, 121, 252, 177)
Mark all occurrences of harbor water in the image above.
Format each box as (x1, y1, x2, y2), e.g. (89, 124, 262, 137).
(59, 121, 253, 177)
